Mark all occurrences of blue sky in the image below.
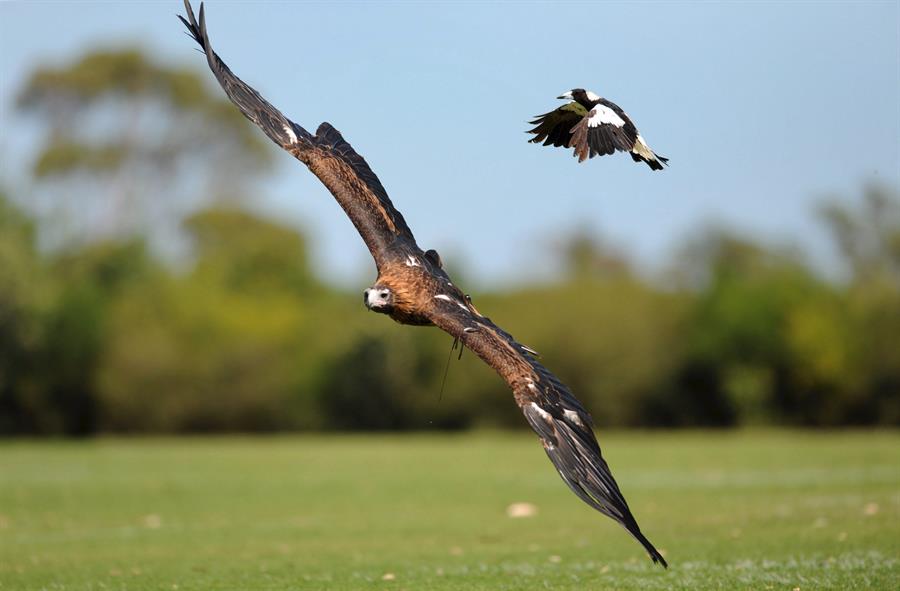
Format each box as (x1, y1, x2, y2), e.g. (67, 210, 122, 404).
(2, 1, 898, 286)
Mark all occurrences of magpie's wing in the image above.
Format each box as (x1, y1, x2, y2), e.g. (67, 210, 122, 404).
(527, 102, 589, 148)
(179, 1, 416, 270)
(424, 294, 667, 567)
(568, 99, 639, 163)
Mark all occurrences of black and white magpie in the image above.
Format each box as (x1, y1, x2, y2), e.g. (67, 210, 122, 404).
(528, 89, 668, 170)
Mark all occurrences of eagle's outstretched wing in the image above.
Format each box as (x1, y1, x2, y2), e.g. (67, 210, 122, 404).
(426, 295, 667, 567)
(179, 0, 416, 270)
(527, 102, 588, 148)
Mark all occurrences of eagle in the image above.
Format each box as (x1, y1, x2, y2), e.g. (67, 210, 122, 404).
(528, 89, 669, 170)
(179, 1, 667, 567)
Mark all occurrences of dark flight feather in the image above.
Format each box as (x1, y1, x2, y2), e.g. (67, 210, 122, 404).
(527, 102, 587, 147)
(427, 298, 668, 568)
(179, 0, 414, 270)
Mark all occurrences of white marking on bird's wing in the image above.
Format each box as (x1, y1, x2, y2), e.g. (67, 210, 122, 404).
(585, 90, 601, 101)
(521, 344, 539, 356)
(433, 294, 468, 310)
(588, 104, 625, 128)
(563, 409, 585, 428)
(530, 402, 552, 420)
(283, 124, 298, 144)
(463, 327, 478, 333)
(405, 255, 421, 267)
(636, 133, 648, 147)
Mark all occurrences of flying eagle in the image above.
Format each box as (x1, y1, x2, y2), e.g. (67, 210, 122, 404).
(179, 1, 666, 567)
(528, 89, 669, 170)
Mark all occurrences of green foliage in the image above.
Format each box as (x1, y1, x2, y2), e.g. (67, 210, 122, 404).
(16, 48, 274, 252)
(0, 192, 155, 434)
(95, 208, 326, 433)
(819, 185, 900, 285)
(1, 188, 899, 434)
(667, 200, 900, 428)
(317, 330, 471, 431)
(184, 207, 318, 297)
(19, 49, 168, 104)
(560, 228, 633, 281)
(0, 192, 53, 434)
(32, 140, 126, 177)
(97, 277, 306, 432)
(18, 48, 271, 179)
(816, 187, 900, 425)
(1, 432, 897, 590)
(3, 50, 898, 434)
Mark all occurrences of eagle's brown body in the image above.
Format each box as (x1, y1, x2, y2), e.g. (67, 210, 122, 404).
(373, 258, 445, 326)
(179, 0, 667, 568)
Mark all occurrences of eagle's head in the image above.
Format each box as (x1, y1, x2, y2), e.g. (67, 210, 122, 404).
(363, 285, 394, 314)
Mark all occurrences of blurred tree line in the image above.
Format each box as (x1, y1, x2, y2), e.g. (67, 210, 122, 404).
(1, 49, 898, 435)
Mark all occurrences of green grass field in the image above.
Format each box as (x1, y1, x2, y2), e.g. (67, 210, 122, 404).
(1, 431, 897, 590)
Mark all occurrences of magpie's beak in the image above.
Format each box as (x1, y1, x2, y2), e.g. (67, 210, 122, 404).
(557, 91, 573, 100)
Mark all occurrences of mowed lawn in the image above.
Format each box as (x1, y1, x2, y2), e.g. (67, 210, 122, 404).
(1, 431, 897, 590)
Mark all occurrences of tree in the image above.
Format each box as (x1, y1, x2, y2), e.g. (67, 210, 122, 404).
(672, 227, 823, 425)
(95, 206, 324, 432)
(816, 187, 900, 424)
(819, 185, 900, 286)
(16, 48, 274, 253)
(184, 207, 318, 296)
(561, 227, 632, 282)
(0, 190, 54, 433)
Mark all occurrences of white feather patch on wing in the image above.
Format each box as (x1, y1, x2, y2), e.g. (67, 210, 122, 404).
(563, 409, 585, 428)
(405, 255, 421, 267)
(588, 104, 625, 128)
(433, 294, 469, 311)
(530, 402, 552, 420)
(521, 344, 539, 356)
(283, 124, 298, 144)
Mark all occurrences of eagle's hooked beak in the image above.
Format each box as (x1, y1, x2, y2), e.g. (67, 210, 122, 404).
(557, 91, 574, 100)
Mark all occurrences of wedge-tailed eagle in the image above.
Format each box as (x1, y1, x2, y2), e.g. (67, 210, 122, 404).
(528, 89, 668, 170)
(179, 1, 666, 567)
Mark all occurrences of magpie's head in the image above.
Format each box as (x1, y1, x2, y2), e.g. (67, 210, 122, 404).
(363, 285, 394, 314)
(558, 88, 600, 105)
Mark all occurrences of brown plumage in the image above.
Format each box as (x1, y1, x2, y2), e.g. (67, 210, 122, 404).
(179, 0, 666, 567)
